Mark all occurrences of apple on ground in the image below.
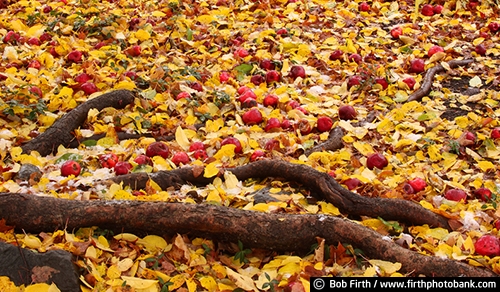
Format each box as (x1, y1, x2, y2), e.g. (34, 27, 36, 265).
(407, 177, 427, 192)
(266, 70, 280, 83)
(421, 4, 434, 16)
(344, 178, 362, 190)
(67, 50, 83, 63)
(260, 59, 275, 70)
(474, 235, 500, 257)
(475, 44, 487, 56)
(347, 75, 362, 89)
(488, 22, 499, 32)
(428, 45, 444, 57)
(474, 187, 492, 201)
(176, 91, 191, 100)
(250, 74, 265, 85)
(433, 4, 443, 14)
(61, 160, 81, 177)
(289, 65, 306, 80)
(265, 117, 281, 132)
(263, 94, 279, 107)
(316, 116, 333, 132)
(402, 77, 416, 89)
(265, 139, 280, 151)
(390, 26, 402, 39)
(241, 98, 257, 108)
(409, 58, 425, 73)
(358, 2, 370, 11)
(114, 161, 132, 175)
(366, 153, 388, 170)
(219, 71, 231, 83)
(444, 188, 467, 202)
(81, 82, 99, 95)
(146, 141, 170, 158)
(238, 89, 257, 103)
(28, 60, 41, 70)
(250, 150, 266, 162)
(29, 86, 43, 98)
(491, 128, 500, 139)
(374, 77, 389, 90)
(338, 105, 357, 120)
(329, 49, 343, 61)
(171, 151, 190, 166)
(134, 154, 153, 166)
(242, 108, 263, 125)
(348, 53, 362, 64)
(99, 153, 118, 168)
(221, 137, 243, 153)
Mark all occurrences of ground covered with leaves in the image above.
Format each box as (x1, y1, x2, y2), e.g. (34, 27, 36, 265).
(1, 0, 500, 290)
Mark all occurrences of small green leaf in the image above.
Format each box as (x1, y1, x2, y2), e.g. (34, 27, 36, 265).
(56, 153, 83, 163)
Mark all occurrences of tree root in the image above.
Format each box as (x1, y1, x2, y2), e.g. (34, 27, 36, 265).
(407, 59, 474, 102)
(21, 90, 136, 156)
(0, 192, 495, 277)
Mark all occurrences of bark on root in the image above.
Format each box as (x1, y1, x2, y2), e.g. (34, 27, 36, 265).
(0, 193, 495, 277)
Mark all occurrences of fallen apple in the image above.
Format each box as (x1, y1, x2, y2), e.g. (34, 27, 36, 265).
(242, 108, 263, 125)
(221, 137, 243, 153)
(171, 151, 190, 166)
(114, 161, 132, 175)
(146, 141, 170, 158)
(366, 153, 388, 170)
(338, 105, 357, 120)
(444, 188, 467, 202)
(61, 160, 81, 177)
(474, 235, 500, 257)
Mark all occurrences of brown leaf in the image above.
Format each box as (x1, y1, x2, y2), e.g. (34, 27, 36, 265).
(0, 219, 13, 232)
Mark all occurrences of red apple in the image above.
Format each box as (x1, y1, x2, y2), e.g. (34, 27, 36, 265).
(366, 153, 388, 170)
(403, 183, 415, 194)
(221, 137, 242, 153)
(28, 60, 41, 70)
(433, 4, 443, 14)
(43, 5, 52, 13)
(235, 48, 249, 58)
(81, 82, 99, 95)
(250, 150, 265, 161)
(74, 73, 91, 85)
(114, 161, 132, 175)
(289, 65, 306, 80)
(464, 131, 476, 143)
(428, 45, 444, 57)
(409, 58, 425, 73)
(171, 151, 190, 166)
(260, 59, 275, 70)
(189, 141, 205, 152)
(338, 105, 357, 120)
(488, 22, 499, 33)
(474, 235, 500, 257)
(263, 94, 279, 107)
(134, 154, 153, 166)
(390, 26, 403, 39)
(29, 86, 43, 98)
(358, 1, 370, 11)
(192, 149, 208, 160)
(242, 108, 263, 125)
(491, 128, 500, 139)
(125, 45, 141, 57)
(67, 50, 83, 63)
(189, 81, 203, 92)
(265, 139, 280, 151)
(219, 71, 231, 83)
(99, 153, 118, 168)
(408, 177, 427, 192)
(444, 188, 467, 202)
(251, 74, 265, 85)
(475, 187, 492, 201)
(297, 119, 312, 135)
(61, 160, 81, 177)
(241, 98, 257, 108)
(475, 44, 487, 56)
(238, 89, 257, 103)
(316, 116, 333, 132)
(176, 91, 190, 100)
(402, 77, 416, 89)
(27, 37, 40, 46)
(265, 117, 281, 132)
(375, 77, 389, 89)
(276, 28, 288, 36)
(146, 141, 170, 158)
(237, 86, 251, 95)
(266, 70, 280, 83)
(347, 75, 362, 89)
(124, 71, 137, 80)
(344, 178, 362, 190)
(281, 119, 293, 131)
(3, 31, 20, 43)
(421, 4, 434, 16)
(329, 49, 343, 61)
(348, 53, 362, 64)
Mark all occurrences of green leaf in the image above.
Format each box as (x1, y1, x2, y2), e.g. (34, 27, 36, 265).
(234, 63, 253, 75)
(55, 153, 83, 163)
(377, 216, 403, 233)
(81, 139, 97, 147)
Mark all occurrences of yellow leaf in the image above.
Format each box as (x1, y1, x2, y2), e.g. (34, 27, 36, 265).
(26, 24, 46, 38)
(107, 265, 121, 279)
(224, 171, 239, 189)
(206, 189, 222, 203)
(318, 202, 340, 216)
(353, 141, 374, 156)
(120, 276, 158, 289)
(152, 11, 166, 17)
(469, 76, 482, 88)
(137, 235, 168, 253)
(23, 235, 42, 249)
(186, 278, 197, 292)
(204, 162, 220, 178)
(345, 39, 357, 54)
(175, 126, 191, 150)
(368, 259, 402, 274)
(214, 144, 236, 160)
(477, 160, 495, 172)
(169, 274, 186, 290)
(134, 29, 150, 41)
(199, 276, 217, 291)
(10, 19, 28, 32)
(225, 267, 258, 292)
(25, 283, 59, 292)
(114, 81, 136, 90)
(0, 276, 20, 292)
(96, 137, 116, 149)
(197, 15, 215, 24)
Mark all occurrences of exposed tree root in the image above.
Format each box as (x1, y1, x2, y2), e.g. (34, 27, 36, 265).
(0, 193, 494, 277)
(407, 59, 474, 102)
(105, 160, 450, 229)
(21, 90, 136, 156)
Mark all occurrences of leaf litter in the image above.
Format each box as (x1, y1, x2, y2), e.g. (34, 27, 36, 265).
(0, 0, 500, 290)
